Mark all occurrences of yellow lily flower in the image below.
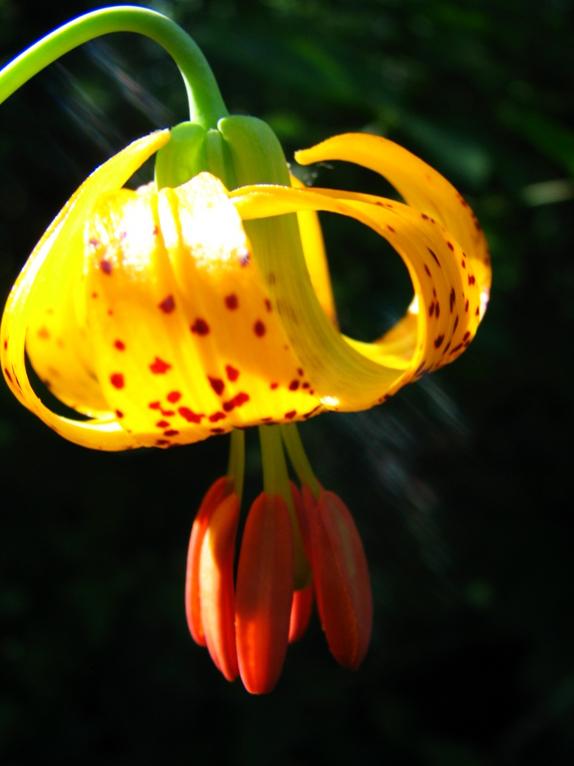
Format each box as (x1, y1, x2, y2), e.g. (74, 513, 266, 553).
(0, 5, 491, 694)
(0, 129, 490, 449)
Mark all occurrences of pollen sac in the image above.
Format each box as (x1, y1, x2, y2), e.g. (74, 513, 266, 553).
(288, 584, 314, 644)
(185, 476, 238, 672)
(235, 493, 294, 694)
(302, 486, 372, 669)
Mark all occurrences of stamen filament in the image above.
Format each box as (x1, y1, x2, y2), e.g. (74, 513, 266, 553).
(0, 5, 228, 127)
(258, 425, 291, 503)
(258, 425, 310, 588)
(281, 424, 321, 499)
(226, 428, 245, 505)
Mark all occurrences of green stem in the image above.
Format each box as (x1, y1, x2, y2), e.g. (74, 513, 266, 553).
(0, 5, 228, 127)
(227, 428, 245, 505)
(259, 425, 311, 589)
(258, 425, 291, 503)
(281, 424, 321, 498)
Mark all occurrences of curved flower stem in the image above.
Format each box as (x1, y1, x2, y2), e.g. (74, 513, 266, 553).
(281, 424, 321, 499)
(227, 428, 245, 505)
(0, 5, 228, 127)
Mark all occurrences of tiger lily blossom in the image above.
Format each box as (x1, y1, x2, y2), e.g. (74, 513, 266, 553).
(0, 6, 491, 694)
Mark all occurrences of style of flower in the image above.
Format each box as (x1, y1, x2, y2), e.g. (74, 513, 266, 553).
(0, 6, 491, 694)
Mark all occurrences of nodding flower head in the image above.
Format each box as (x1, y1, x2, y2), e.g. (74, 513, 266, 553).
(0, 5, 491, 694)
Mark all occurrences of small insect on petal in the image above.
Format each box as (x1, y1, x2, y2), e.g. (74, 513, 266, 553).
(185, 477, 234, 647)
(235, 493, 294, 694)
(303, 487, 372, 669)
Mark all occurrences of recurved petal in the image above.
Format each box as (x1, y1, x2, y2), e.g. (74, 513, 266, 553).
(0, 130, 170, 449)
(235, 493, 294, 694)
(290, 173, 337, 323)
(84, 172, 324, 448)
(231, 183, 482, 409)
(295, 132, 491, 302)
(303, 487, 372, 669)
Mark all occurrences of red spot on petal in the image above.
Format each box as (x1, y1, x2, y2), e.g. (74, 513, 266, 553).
(156, 419, 170, 428)
(115, 409, 124, 418)
(225, 365, 239, 382)
(163, 429, 179, 437)
(100, 259, 113, 275)
(150, 357, 171, 374)
(209, 411, 226, 423)
(254, 320, 266, 337)
(158, 295, 175, 313)
(179, 407, 203, 424)
(264, 298, 272, 312)
(191, 318, 210, 335)
(208, 376, 225, 396)
(302, 381, 310, 389)
(224, 294, 239, 310)
(149, 401, 161, 410)
(234, 392, 249, 407)
(210, 427, 226, 434)
(222, 392, 250, 413)
(155, 439, 170, 446)
(288, 379, 300, 391)
(37, 326, 50, 340)
(114, 339, 126, 351)
(270, 382, 279, 390)
(110, 373, 124, 389)
(297, 368, 304, 376)
(161, 409, 175, 417)
(167, 390, 182, 403)
(284, 410, 297, 420)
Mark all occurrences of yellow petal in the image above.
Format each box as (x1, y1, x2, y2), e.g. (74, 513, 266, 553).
(231, 182, 484, 409)
(290, 173, 336, 323)
(81, 172, 324, 448)
(0, 130, 170, 449)
(295, 132, 491, 314)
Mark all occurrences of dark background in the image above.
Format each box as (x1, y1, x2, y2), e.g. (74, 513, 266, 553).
(1, 1, 573, 763)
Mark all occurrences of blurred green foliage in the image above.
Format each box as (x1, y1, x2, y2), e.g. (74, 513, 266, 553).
(1, 0, 573, 764)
